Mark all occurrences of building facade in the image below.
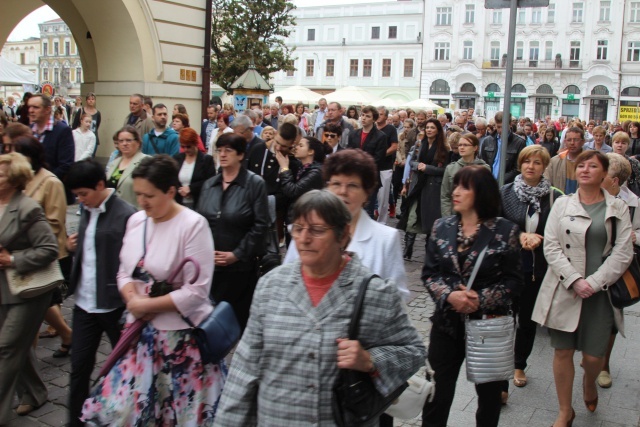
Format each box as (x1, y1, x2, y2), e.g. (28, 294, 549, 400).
(271, 0, 424, 102)
(421, 0, 640, 123)
(1, 37, 40, 82)
(38, 18, 83, 98)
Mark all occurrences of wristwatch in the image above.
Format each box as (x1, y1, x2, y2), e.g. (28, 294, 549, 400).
(280, 167, 290, 173)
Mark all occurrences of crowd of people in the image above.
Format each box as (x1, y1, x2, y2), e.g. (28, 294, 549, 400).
(0, 91, 638, 427)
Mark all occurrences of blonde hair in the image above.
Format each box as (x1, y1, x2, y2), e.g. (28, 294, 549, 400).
(260, 126, 275, 141)
(0, 152, 34, 190)
(282, 113, 298, 126)
(612, 132, 631, 146)
(606, 153, 631, 184)
(518, 145, 551, 170)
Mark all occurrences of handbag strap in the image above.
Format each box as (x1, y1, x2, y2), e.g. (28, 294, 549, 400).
(347, 273, 379, 340)
(465, 246, 489, 292)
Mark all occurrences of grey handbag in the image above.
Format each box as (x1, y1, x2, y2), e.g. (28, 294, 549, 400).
(464, 246, 515, 384)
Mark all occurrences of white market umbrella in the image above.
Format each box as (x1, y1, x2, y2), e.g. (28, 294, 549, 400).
(0, 56, 37, 85)
(324, 86, 380, 106)
(374, 97, 404, 109)
(270, 86, 323, 105)
(400, 98, 443, 111)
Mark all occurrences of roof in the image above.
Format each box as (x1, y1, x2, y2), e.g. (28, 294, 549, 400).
(230, 63, 272, 91)
(44, 18, 64, 24)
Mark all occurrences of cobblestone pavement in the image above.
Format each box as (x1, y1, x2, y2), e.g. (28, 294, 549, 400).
(12, 207, 640, 426)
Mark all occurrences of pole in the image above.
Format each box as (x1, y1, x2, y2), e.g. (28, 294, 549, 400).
(498, 0, 518, 187)
(201, 0, 213, 121)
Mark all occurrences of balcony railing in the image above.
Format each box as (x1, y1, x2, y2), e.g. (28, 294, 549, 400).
(482, 59, 582, 70)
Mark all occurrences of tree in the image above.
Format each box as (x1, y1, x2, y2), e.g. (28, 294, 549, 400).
(211, 0, 296, 92)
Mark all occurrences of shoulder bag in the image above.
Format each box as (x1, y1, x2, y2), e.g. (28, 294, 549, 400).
(607, 218, 640, 308)
(3, 213, 63, 298)
(384, 366, 436, 420)
(464, 246, 516, 384)
(332, 273, 408, 426)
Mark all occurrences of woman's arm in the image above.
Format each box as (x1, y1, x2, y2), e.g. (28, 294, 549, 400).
(41, 178, 67, 245)
(543, 198, 582, 289)
(189, 155, 216, 200)
(278, 167, 323, 200)
(232, 178, 269, 262)
(78, 133, 96, 161)
(11, 208, 58, 273)
(422, 220, 457, 310)
(440, 166, 453, 216)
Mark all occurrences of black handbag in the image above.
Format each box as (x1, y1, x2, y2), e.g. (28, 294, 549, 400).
(331, 273, 408, 426)
(608, 219, 640, 308)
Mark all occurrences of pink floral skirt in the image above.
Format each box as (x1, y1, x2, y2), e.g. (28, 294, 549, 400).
(81, 324, 227, 426)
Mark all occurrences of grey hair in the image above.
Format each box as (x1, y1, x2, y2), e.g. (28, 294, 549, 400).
(606, 153, 631, 185)
(377, 106, 389, 117)
(270, 102, 280, 109)
(252, 107, 263, 118)
(230, 114, 254, 130)
(437, 113, 447, 120)
(291, 190, 352, 242)
(243, 109, 257, 120)
(475, 117, 488, 127)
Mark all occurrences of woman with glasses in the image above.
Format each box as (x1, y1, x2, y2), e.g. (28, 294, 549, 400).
(284, 149, 409, 301)
(196, 133, 269, 331)
(216, 190, 425, 426)
(173, 127, 215, 208)
(321, 123, 343, 155)
(106, 125, 149, 208)
(441, 133, 490, 216)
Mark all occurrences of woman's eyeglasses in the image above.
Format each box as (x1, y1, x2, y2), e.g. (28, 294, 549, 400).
(289, 224, 334, 238)
(327, 181, 363, 192)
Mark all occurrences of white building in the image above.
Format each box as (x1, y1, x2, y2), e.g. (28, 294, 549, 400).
(420, 0, 640, 123)
(1, 37, 40, 98)
(271, 0, 424, 102)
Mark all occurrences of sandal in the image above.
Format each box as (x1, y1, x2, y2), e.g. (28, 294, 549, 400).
(38, 330, 59, 339)
(513, 369, 527, 387)
(53, 343, 71, 358)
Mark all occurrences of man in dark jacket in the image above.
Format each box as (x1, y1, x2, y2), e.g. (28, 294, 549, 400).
(480, 111, 526, 184)
(64, 160, 137, 427)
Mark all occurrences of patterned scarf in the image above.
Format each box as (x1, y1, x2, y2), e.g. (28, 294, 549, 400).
(296, 162, 313, 181)
(513, 174, 551, 213)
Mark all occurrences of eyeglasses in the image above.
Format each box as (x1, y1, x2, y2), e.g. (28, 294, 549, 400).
(214, 147, 236, 154)
(327, 181, 363, 192)
(324, 133, 338, 138)
(289, 223, 334, 238)
(118, 138, 135, 144)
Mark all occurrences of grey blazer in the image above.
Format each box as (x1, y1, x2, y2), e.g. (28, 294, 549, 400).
(106, 150, 148, 209)
(215, 255, 426, 426)
(0, 192, 59, 305)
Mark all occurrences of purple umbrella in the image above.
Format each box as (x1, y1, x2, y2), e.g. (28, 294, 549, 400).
(96, 257, 200, 379)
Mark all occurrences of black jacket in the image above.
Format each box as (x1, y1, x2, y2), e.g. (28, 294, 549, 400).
(196, 167, 269, 272)
(347, 126, 389, 173)
(540, 139, 561, 158)
(173, 151, 216, 207)
(279, 162, 324, 219)
(68, 194, 137, 309)
(480, 132, 526, 184)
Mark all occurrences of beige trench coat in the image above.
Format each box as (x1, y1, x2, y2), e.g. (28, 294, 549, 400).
(532, 190, 633, 335)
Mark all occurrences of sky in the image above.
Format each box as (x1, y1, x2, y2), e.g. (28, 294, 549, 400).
(6, 1, 388, 41)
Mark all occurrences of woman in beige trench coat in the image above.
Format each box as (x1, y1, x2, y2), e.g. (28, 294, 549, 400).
(532, 150, 633, 427)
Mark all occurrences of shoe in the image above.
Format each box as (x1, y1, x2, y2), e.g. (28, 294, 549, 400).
(583, 374, 598, 412)
(53, 343, 71, 358)
(597, 370, 612, 388)
(389, 205, 396, 218)
(38, 330, 59, 339)
(513, 369, 527, 387)
(16, 403, 43, 416)
(550, 409, 575, 427)
(501, 391, 508, 405)
(403, 232, 416, 260)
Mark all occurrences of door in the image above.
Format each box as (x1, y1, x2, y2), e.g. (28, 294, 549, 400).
(535, 98, 552, 121)
(589, 99, 608, 122)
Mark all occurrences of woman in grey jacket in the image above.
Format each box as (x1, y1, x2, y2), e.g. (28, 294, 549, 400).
(215, 190, 425, 426)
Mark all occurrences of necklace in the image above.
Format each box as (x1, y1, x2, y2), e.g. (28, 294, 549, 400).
(457, 222, 480, 249)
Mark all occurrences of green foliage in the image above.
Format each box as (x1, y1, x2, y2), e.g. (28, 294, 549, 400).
(211, 0, 297, 92)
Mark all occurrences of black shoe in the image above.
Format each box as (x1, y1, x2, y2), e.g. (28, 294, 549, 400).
(403, 233, 416, 260)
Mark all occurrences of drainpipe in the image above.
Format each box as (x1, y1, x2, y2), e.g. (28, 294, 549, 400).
(616, 1, 627, 123)
(202, 0, 213, 120)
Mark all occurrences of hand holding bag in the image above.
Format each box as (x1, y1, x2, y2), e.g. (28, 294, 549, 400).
(384, 368, 436, 420)
(464, 246, 515, 384)
(332, 274, 408, 426)
(607, 219, 640, 308)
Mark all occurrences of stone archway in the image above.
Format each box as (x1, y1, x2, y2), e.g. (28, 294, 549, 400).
(1, 0, 207, 158)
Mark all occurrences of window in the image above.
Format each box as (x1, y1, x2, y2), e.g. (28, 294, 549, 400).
(545, 41, 553, 60)
(572, 2, 584, 23)
(382, 59, 391, 77)
(490, 41, 500, 60)
(371, 26, 380, 40)
(529, 41, 539, 66)
(404, 58, 414, 77)
(350, 59, 358, 77)
(306, 59, 314, 77)
(516, 41, 524, 60)
(547, 3, 555, 23)
(492, 10, 502, 24)
(600, 1, 611, 21)
(622, 87, 640, 96)
(436, 7, 452, 26)
(463, 41, 473, 60)
(570, 41, 581, 67)
(465, 4, 475, 24)
(76, 67, 82, 83)
(54, 42, 59, 56)
(307, 29, 315, 41)
(591, 85, 609, 95)
(326, 59, 334, 77)
(532, 8, 542, 24)
(597, 40, 608, 60)
(632, 2, 640, 23)
(434, 42, 450, 61)
(628, 41, 640, 61)
(42, 68, 48, 81)
(65, 41, 70, 56)
(517, 9, 526, 24)
(363, 59, 372, 77)
(54, 68, 59, 85)
(538, 84, 553, 94)
(388, 26, 397, 39)
(286, 60, 294, 77)
(430, 79, 450, 95)
(43, 42, 48, 56)
(19, 53, 25, 65)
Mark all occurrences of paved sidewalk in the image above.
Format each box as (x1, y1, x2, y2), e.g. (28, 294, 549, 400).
(10, 208, 640, 426)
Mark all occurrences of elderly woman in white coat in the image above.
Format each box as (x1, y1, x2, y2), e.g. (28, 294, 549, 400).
(532, 150, 633, 427)
(284, 148, 409, 301)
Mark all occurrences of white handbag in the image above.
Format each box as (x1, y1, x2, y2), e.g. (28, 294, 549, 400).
(384, 369, 436, 419)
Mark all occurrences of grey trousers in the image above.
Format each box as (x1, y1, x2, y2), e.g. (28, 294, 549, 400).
(0, 290, 52, 423)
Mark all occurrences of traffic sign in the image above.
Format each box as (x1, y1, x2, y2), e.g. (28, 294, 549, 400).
(485, 0, 549, 9)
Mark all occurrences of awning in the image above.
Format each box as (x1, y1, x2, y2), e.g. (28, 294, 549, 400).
(451, 92, 480, 99)
(582, 95, 614, 100)
(528, 94, 558, 99)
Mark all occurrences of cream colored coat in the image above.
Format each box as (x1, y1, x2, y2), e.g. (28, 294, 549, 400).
(532, 190, 633, 335)
(106, 151, 148, 209)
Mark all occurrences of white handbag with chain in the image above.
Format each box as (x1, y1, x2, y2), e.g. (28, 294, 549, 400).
(384, 368, 436, 419)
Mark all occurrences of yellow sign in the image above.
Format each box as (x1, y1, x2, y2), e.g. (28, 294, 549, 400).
(619, 106, 640, 121)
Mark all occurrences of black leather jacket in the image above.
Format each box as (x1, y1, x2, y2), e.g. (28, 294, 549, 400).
(196, 167, 269, 271)
(480, 132, 526, 184)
